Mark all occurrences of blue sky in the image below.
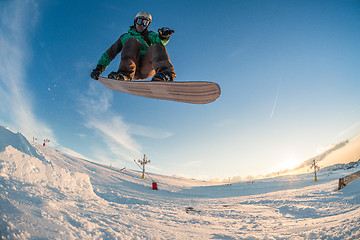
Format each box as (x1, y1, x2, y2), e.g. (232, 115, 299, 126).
(1, 0, 360, 180)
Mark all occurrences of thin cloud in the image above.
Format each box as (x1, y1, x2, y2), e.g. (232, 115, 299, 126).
(0, 0, 55, 144)
(332, 121, 360, 142)
(0, 1, 88, 161)
(86, 115, 141, 154)
(270, 79, 282, 119)
(129, 123, 173, 139)
(79, 81, 172, 162)
(78, 81, 141, 156)
(79, 81, 172, 163)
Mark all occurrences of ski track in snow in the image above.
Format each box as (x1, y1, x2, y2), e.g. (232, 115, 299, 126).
(0, 126, 359, 239)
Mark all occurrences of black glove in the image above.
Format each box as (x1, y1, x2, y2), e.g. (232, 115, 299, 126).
(90, 65, 105, 80)
(158, 27, 175, 40)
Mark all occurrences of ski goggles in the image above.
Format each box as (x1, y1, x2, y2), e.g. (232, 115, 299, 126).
(136, 18, 150, 27)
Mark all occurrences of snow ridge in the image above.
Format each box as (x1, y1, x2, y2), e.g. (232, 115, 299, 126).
(0, 126, 43, 161)
(0, 126, 93, 193)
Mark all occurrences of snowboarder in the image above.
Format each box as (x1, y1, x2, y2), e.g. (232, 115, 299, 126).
(91, 12, 176, 82)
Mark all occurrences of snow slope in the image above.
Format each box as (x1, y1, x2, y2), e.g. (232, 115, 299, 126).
(0, 126, 359, 239)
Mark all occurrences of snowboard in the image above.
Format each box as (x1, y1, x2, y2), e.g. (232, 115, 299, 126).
(98, 77, 221, 104)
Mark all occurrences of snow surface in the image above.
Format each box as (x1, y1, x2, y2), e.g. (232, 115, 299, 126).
(0, 126, 359, 239)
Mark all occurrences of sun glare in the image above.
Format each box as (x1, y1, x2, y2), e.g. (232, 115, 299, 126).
(277, 156, 301, 171)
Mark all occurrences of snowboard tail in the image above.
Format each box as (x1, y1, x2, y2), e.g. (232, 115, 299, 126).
(98, 77, 221, 104)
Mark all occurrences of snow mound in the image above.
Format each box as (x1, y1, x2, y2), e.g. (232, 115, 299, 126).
(0, 146, 93, 193)
(0, 126, 43, 160)
(319, 160, 360, 173)
(0, 126, 93, 194)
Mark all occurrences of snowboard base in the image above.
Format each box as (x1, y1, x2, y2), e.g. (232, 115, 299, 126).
(98, 77, 221, 104)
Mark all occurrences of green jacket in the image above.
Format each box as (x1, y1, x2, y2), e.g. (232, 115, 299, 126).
(97, 27, 169, 68)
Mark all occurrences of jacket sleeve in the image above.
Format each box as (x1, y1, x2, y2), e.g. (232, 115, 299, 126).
(148, 32, 169, 46)
(97, 36, 124, 68)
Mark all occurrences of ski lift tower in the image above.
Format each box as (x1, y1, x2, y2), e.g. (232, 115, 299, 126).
(136, 154, 150, 179)
(310, 159, 320, 181)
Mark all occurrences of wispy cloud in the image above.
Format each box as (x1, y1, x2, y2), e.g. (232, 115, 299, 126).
(79, 81, 172, 163)
(0, 0, 56, 144)
(332, 121, 360, 142)
(270, 79, 282, 119)
(0, 1, 97, 161)
(129, 123, 172, 139)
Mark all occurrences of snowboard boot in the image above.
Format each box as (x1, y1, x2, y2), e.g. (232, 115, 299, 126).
(108, 71, 131, 81)
(151, 72, 174, 82)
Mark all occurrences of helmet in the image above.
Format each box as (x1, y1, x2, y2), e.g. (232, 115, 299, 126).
(134, 12, 152, 23)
